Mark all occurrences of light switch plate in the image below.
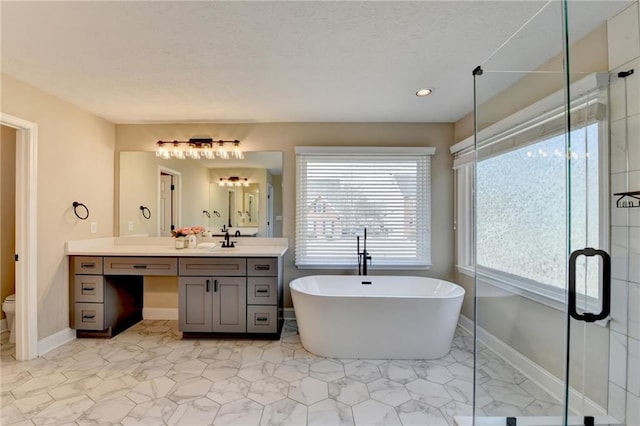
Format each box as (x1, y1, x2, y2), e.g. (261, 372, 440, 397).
(90, 222, 97, 233)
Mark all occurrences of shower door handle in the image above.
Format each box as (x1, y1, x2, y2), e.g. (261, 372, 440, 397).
(568, 248, 611, 323)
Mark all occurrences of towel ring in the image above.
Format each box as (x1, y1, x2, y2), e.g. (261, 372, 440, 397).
(203, 210, 211, 218)
(72, 202, 89, 220)
(213, 210, 221, 217)
(140, 205, 151, 219)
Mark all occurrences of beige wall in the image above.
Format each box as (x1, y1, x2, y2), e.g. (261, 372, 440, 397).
(1, 73, 115, 339)
(452, 23, 612, 407)
(1, 125, 17, 320)
(116, 123, 455, 307)
(454, 24, 609, 143)
(119, 152, 210, 236)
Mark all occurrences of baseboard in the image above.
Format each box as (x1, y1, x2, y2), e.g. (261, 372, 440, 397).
(458, 315, 607, 417)
(142, 307, 179, 321)
(38, 328, 76, 356)
(283, 308, 296, 320)
(0, 319, 6, 334)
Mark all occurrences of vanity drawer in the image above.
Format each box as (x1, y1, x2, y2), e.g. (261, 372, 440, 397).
(247, 305, 278, 333)
(103, 257, 178, 276)
(247, 258, 277, 276)
(74, 275, 104, 303)
(75, 303, 104, 330)
(247, 277, 277, 305)
(178, 258, 246, 276)
(73, 256, 103, 275)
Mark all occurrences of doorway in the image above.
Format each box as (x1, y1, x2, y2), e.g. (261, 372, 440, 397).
(266, 183, 274, 237)
(158, 168, 180, 236)
(0, 112, 38, 361)
(1, 125, 17, 354)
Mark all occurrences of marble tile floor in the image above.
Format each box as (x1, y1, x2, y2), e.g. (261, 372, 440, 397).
(0, 320, 563, 425)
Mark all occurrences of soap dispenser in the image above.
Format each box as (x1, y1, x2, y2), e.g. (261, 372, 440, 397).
(187, 233, 197, 248)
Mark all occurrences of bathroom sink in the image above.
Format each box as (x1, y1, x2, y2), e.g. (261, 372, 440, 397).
(196, 242, 219, 249)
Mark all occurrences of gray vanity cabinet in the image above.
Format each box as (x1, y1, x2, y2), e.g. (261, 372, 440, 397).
(246, 258, 279, 333)
(70, 256, 143, 337)
(70, 254, 284, 339)
(178, 276, 247, 333)
(178, 276, 212, 332)
(178, 258, 247, 333)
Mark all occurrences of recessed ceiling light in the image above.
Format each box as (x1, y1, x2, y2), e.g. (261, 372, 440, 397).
(416, 88, 433, 97)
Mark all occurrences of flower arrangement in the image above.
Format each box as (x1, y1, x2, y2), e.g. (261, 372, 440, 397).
(171, 226, 206, 238)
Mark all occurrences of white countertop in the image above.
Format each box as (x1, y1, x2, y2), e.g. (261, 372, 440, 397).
(65, 237, 289, 257)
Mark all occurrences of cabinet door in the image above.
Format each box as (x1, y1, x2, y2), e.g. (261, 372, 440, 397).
(212, 276, 247, 333)
(179, 277, 212, 332)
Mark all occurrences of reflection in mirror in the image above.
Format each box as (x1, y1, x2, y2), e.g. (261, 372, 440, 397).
(118, 151, 282, 237)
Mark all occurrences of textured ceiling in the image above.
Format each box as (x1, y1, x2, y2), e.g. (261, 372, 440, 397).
(0, 1, 632, 124)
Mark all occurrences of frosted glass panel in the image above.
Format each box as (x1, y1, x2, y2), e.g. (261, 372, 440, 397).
(477, 123, 600, 297)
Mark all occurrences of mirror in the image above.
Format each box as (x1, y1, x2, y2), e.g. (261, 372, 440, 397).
(118, 151, 283, 238)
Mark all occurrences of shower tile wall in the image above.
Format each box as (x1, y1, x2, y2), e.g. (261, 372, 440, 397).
(607, 2, 640, 425)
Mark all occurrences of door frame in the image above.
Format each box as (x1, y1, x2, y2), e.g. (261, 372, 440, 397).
(157, 166, 181, 236)
(1, 112, 38, 361)
(266, 183, 274, 237)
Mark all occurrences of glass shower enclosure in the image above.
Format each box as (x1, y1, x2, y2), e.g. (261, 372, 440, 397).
(472, 1, 631, 424)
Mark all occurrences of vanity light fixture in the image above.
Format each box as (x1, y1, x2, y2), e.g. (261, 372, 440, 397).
(416, 88, 433, 97)
(155, 138, 243, 160)
(218, 177, 250, 187)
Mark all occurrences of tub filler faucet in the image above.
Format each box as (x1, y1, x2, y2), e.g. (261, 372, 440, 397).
(357, 227, 372, 276)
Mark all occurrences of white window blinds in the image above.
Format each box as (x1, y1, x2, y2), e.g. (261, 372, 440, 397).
(450, 73, 609, 169)
(295, 147, 435, 268)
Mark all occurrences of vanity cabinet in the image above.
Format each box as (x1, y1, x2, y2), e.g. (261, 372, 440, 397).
(70, 256, 142, 337)
(69, 254, 283, 339)
(246, 258, 279, 333)
(178, 276, 246, 332)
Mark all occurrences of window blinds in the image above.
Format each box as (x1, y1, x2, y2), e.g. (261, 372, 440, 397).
(451, 73, 609, 169)
(295, 147, 435, 268)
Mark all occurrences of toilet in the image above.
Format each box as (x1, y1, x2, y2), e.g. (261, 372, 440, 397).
(2, 294, 15, 343)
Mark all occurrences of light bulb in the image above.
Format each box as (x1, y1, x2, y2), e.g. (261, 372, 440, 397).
(187, 144, 200, 159)
(233, 141, 243, 159)
(172, 142, 185, 159)
(217, 141, 228, 159)
(202, 144, 215, 159)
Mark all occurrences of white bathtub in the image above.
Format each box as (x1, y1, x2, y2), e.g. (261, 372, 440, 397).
(289, 275, 465, 359)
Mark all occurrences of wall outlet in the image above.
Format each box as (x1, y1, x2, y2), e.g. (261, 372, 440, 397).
(90, 222, 97, 234)
(128, 221, 134, 231)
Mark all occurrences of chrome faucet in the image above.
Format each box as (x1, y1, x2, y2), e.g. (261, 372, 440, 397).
(357, 227, 372, 276)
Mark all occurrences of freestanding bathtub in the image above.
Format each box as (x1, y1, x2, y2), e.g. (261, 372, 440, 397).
(289, 275, 465, 359)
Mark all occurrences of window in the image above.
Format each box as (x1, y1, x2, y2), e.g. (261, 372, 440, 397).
(295, 147, 435, 268)
(452, 74, 608, 306)
(476, 124, 602, 299)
